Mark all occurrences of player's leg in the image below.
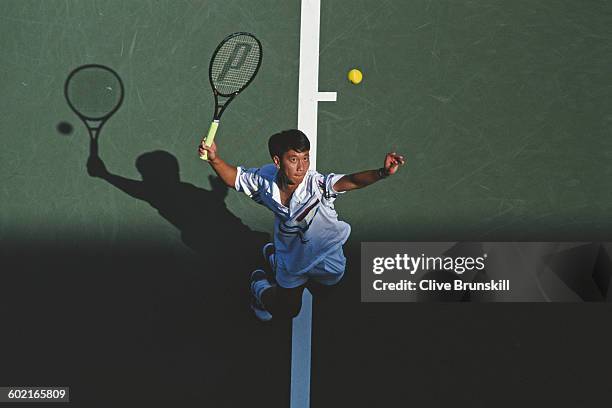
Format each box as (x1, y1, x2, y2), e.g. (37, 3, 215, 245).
(262, 242, 276, 272)
(251, 248, 309, 320)
(261, 284, 306, 319)
(251, 269, 274, 321)
(249, 243, 276, 321)
(251, 272, 306, 320)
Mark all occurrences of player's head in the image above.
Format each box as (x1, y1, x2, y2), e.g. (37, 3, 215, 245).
(268, 129, 310, 185)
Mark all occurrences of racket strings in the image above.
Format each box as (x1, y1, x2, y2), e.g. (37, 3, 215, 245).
(210, 34, 261, 95)
(212, 54, 259, 92)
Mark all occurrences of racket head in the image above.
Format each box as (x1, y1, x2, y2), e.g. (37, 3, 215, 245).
(209, 32, 263, 97)
(65, 64, 125, 122)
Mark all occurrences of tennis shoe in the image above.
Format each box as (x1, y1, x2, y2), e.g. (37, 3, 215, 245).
(250, 269, 272, 322)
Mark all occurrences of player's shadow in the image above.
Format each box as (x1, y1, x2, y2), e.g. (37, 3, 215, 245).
(21, 63, 290, 407)
(88, 146, 267, 255)
(82, 144, 290, 406)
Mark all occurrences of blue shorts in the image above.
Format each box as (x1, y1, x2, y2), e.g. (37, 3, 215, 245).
(275, 246, 347, 289)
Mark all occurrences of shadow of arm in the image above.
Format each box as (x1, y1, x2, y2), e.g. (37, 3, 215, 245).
(87, 140, 147, 201)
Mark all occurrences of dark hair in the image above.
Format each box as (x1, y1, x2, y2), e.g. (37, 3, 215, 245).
(268, 129, 310, 159)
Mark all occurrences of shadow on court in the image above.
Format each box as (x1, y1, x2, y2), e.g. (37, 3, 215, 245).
(87, 147, 267, 256)
(0, 148, 291, 407)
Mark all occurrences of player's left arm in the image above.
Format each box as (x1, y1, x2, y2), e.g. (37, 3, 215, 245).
(332, 152, 405, 193)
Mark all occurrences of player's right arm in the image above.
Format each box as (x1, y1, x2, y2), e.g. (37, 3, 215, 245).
(199, 142, 238, 189)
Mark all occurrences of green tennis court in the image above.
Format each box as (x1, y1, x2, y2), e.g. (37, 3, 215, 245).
(2, 1, 612, 407)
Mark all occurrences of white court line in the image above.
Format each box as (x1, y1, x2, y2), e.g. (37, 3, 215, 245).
(297, 0, 337, 169)
(317, 91, 337, 102)
(292, 1, 336, 408)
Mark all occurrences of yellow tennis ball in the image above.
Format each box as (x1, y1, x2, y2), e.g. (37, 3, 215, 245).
(348, 69, 363, 84)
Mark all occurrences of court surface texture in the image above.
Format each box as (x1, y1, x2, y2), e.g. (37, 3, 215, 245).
(2, 1, 612, 407)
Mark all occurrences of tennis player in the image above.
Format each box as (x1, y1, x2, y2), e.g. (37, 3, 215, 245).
(199, 129, 405, 321)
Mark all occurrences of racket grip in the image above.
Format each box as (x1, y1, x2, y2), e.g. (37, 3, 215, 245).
(199, 120, 219, 161)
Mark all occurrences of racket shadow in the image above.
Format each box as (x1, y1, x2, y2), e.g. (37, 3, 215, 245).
(50, 64, 289, 406)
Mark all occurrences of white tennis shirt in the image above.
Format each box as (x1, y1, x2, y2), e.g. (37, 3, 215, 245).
(235, 164, 351, 274)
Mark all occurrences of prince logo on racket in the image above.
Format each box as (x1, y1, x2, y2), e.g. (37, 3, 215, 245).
(217, 43, 252, 81)
(199, 130, 405, 321)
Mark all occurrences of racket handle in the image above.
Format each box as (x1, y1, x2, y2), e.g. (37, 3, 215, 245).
(199, 120, 219, 161)
(89, 138, 98, 157)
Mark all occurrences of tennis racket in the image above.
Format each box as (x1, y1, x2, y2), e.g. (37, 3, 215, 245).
(64, 64, 124, 157)
(199, 32, 263, 161)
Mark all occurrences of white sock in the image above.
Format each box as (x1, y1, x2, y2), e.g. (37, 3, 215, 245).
(253, 278, 274, 305)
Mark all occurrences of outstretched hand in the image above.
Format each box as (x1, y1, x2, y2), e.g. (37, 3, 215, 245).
(383, 152, 405, 176)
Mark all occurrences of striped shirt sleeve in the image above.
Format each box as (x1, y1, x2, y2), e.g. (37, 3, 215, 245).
(316, 172, 346, 203)
(235, 166, 263, 198)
